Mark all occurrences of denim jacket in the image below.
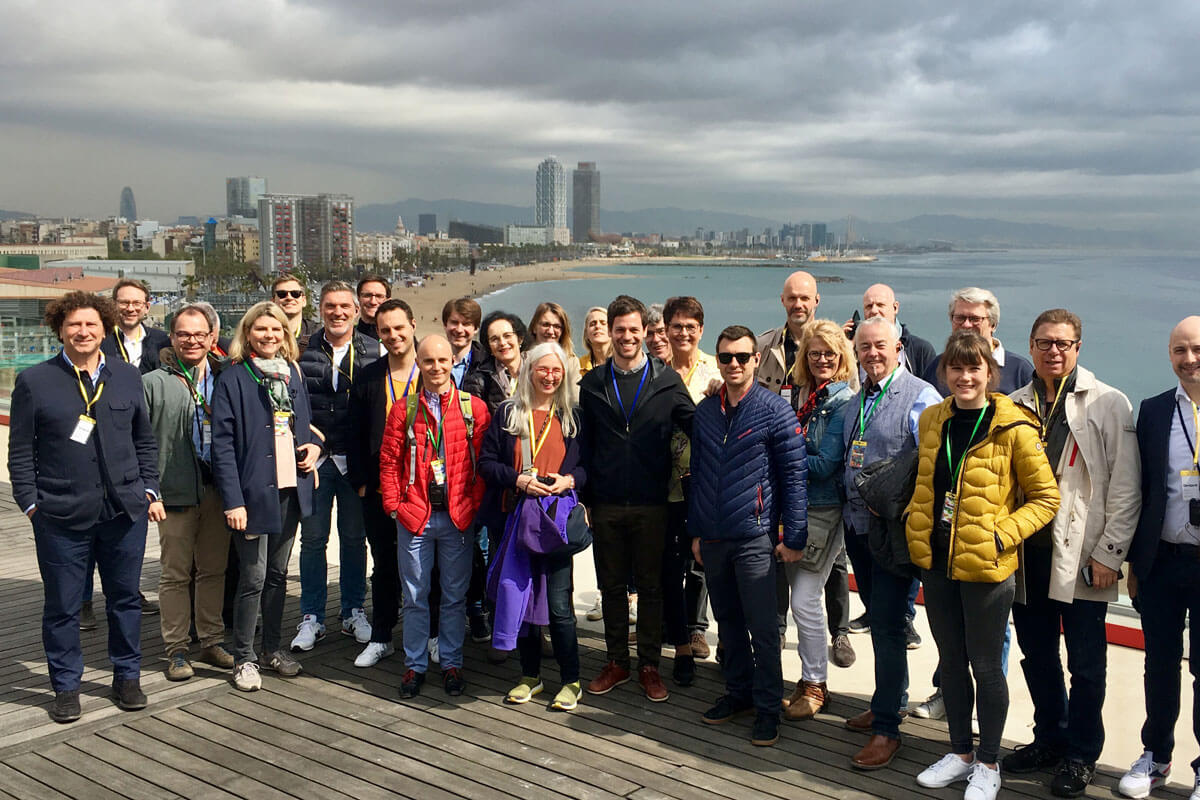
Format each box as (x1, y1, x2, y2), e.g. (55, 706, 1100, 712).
(805, 381, 854, 507)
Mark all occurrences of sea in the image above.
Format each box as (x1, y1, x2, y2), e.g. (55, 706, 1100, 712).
(478, 250, 1200, 405)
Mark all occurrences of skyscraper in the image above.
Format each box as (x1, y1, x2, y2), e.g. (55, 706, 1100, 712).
(258, 192, 354, 273)
(418, 214, 437, 236)
(226, 176, 267, 218)
(572, 162, 600, 243)
(119, 187, 137, 221)
(535, 157, 567, 230)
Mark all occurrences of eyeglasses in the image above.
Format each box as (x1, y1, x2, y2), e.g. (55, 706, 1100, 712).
(534, 367, 564, 377)
(172, 332, 209, 342)
(538, 321, 563, 331)
(275, 289, 303, 299)
(951, 314, 989, 326)
(807, 350, 838, 362)
(117, 300, 146, 308)
(669, 323, 700, 335)
(1033, 338, 1079, 352)
(717, 352, 755, 365)
(358, 292, 387, 301)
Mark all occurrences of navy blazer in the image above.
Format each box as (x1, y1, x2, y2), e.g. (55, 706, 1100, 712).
(1129, 388, 1176, 580)
(9, 354, 160, 530)
(347, 356, 417, 493)
(101, 325, 172, 375)
(211, 360, 317, 536)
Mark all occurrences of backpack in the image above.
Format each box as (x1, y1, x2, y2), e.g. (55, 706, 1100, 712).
(402, 386, 477, 491)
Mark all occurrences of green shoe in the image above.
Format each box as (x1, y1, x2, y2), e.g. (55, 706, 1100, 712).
(506, 676, 543, 704)
(551, 681, 582, 711)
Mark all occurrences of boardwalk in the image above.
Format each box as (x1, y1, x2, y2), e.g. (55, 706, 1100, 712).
(0, 489, 1191, 799)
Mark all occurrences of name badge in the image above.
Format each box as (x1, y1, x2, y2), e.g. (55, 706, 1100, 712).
(70, 414, 96, 445)
(849, 439, 868, 469)
(273, 411, 292, 437)
(431, 458, 446, 486)
(940, 492, 958, 524)
(201, 419, 212, 451)
(780, 384, 793, 405)
(1183, 469, 1200, 500)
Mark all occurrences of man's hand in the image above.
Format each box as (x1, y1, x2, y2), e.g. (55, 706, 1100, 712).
(147, 499, 166, 523)
(691, 538, 703, 567)
(775, 543, 804, 563)
(357, 486, 366, 498)
(703, 377, 722, 397)
(1088, 557, 1119, 590)
(225, 506, 248, 531)
(296, 443, 321, 473)
(25, 506, 36, 519)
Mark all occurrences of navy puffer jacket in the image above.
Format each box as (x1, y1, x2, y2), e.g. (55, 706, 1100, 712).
(688, 383, 808, 549)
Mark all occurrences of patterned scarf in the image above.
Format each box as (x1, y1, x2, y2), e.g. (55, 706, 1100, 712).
(249, 356, 293, 414)
(797, 380, 831, 431)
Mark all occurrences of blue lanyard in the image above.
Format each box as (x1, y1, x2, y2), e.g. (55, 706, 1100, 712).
(388, 363, 418, 405)
(611, 360, 649, 432)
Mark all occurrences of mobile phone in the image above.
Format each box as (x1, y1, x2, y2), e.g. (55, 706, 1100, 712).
(846, 309, 861, 340)
(537, 474, 555, 486)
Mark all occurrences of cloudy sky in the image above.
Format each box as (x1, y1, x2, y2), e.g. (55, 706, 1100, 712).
(2, 0, 1197, 232)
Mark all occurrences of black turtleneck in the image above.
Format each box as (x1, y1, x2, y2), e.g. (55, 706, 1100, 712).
(931, 400, 995, 569)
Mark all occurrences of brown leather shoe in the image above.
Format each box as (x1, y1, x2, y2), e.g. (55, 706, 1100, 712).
(845, 708, 907, 732)
(586, 661, 631, 695)
(689, 632, 711, 660)
(784, 681, 829, 720)
(638, 665, 669, 702)
(782, 681, 805, 709)
(852, 734, 900, 770)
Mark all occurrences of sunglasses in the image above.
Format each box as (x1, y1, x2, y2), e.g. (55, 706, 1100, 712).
(275, 289, 304, 299)
(717, 351, 755, 365)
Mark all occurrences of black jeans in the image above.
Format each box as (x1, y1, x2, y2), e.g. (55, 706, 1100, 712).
(868, 563, 912, 738)
(362, 490, 400, 644)
(591, 504, 668, 669)
(844, 526, 874, 617)
(517, 553, 580, 684)
(1137, 542, 1200, 769)
(1011, 545, 1108, 763)
(686, 558, 709, 634)
(662, 502, 690, 647)
(232, 489, 300, 664)
(702, 534, 782, 717)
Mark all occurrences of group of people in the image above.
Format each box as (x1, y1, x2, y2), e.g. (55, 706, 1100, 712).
(10, 268, 1200, 800)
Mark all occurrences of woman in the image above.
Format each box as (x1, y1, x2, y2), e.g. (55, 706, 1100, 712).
(661, 296, 721, 684)
(464, 311, 526, 413)
(906, 331, 1059, 800)
(211, 302, 322, 692)
(782, 319, 857, 720)
(478, 342, 587, 711)
(578, 306, 611, 375)
(528, 302, 575, 356)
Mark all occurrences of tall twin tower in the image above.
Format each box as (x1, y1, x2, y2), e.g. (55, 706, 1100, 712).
(536, 157, 601, 243)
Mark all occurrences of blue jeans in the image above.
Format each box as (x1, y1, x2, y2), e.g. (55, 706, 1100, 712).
(869, 564, 912, 738)
(34, 513, 147, 691)
(517, 552, 580, 684)
(299, 459, 367, 623)
(398, 512, 472, 672)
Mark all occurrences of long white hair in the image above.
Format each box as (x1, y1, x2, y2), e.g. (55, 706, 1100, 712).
(504, 341, 579, 439)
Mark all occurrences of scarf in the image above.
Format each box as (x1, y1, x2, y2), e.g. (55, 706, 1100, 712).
(797, 380, 831, 431)
(249, 355, 293, 414)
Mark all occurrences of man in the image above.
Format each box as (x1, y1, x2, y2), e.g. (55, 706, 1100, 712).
(1001, 309, 1140, 797)
(756, 271, 855, 669)
(292, 281, 380, 651)
(379, 335, 490, 698)
(9, 291, 163, 723)
(846, 283, 937, 379)
(690, 325, 807, 747)
(143, 304, 237, 681)
(579, 295, 695, 702)
(1120, 316, 1200, 800)
(843, 317, 941, 770)
(101, 278, 171, 375)
(924, 287, 1033, 395)
(270, 274, 318, 351)
(348, 299, 419, 667)
(355, 274, 391, 345)
(443, 298, 487, 390)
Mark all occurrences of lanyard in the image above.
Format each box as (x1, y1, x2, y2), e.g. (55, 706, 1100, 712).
(74, 368, 104, 416)
(180, 363, 211, 415)
(333, 343, 355, 384)
(387, 363, 418, 405)
(611, 360, 650, 431)
(1175, 399, 1200, 468)
(113, 326, 130, 362)
(857, 367, 898, 438)
(422, 401, 445, 454)
(945, 404, 990, 486)
(680, 358, 700, 387)
(527, 405, 556, 464)
(1032, 376, 1067, 442)
(243, 360, 262, 384)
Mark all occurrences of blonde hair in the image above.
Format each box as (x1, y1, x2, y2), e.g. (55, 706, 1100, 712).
(582, 306, 612, 363)
(230, 302, 299, 363)
(798, 319, 856, 388)
(529, 302, 576, 357)
(504, 342, 579, 440)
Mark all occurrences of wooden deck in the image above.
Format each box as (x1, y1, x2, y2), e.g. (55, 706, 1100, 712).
(0, 488, 1190, 799)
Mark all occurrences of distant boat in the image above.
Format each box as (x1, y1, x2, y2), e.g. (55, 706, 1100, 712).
(803, 251, 878, 264)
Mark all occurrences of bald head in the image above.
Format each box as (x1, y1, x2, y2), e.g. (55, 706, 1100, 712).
(862, 284, 899, 323)
(1170, 316, 1200, 395)
(780, 270, 819, 336)
(417, 334, 454, 394)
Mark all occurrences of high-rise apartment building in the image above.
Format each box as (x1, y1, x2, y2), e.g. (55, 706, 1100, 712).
(258, 192, 354, 273)
(119, 187, 137, 221)
(226, 176, 267, 218)
(418, 214, 437, 236)
(535, 157, 567, 231)
(809, 223, 827, 252)
(572, 162, 600, 243)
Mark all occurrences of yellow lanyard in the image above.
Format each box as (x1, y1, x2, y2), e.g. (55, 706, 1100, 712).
(527, 404, 556, 465)
(113, 326, 129, 362)
(74, 368, 104, 417)
(1033, 376, 1067, 443)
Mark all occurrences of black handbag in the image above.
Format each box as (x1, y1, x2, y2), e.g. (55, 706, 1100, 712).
(853, 448, 919, 577)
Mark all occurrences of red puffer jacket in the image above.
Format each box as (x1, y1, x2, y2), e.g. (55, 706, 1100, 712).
(379, 386, 490, 534)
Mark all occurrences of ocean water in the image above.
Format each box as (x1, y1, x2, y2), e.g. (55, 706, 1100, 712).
(479, 250, 1200, 404)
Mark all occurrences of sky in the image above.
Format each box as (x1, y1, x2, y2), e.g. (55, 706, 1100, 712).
(2, 0, 1198, 233)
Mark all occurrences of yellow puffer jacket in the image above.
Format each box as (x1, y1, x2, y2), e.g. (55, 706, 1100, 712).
(906, 394, 1060, 582)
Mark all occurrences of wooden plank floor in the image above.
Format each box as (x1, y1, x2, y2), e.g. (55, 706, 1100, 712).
(0, 486, 1191, 799)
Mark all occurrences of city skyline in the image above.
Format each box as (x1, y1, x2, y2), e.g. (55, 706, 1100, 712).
(1, 0, 1197, 237)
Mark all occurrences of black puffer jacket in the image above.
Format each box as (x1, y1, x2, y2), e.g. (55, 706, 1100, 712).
(300, 328, 381, 455)
(461, 355, 517, 415)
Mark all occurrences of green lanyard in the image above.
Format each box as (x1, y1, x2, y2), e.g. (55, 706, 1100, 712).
(421, 402, 445, 456)
(945, 404, 990, 487)
(857, 367, 898, 438)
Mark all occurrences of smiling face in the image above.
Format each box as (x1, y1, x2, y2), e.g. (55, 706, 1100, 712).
(950, 300, 995, 342)
(486, 318, 520, 366)
(805, 334, 841, 383)
(417, 335, 454, 394)
(645, 319, 670, 360)
(444, 311, 477, 353)
(60, 307, 106, 361)
(855, 323, 902, 384)
(376, 307, 415, 359)
(531, 353, 565, 400)
(171, 309, 212, 367)
(862, 284, 898, 323)
(668, 314, 702, 360)
(1170, 316, 1200, 392)
(320, 289, 357, 340)
(357, 281, 389, 323)
(610, 312, 645, 363)
(534, 310, 564, 345)
(717, 336, 759, 392)
(248, 312, 285, 360)
(114, 285, 148, 331)
(1030, 321, 1080, 383)
(945, 360, 991, 408)
(272, 279, 306, 317)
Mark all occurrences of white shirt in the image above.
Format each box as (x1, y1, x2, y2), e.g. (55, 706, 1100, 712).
(121, 324, 146, 367)
(1162, 384, 1200, 544)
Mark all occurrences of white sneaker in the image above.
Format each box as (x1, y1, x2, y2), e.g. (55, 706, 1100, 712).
(1119, 750, 1171, 799)
(290, 614, 326, 651)
(354, 641, 395, 667)
(232, 661, 261, 692)
(342, 608, 372, 643)
(964, 762, 1001, 800)
(917, 753, 975, 788)
(1189, 770, 1200, 800)
(585, 597, 603, 621)
(913, 689, 946, 720)
(428, 636, 440, 665)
